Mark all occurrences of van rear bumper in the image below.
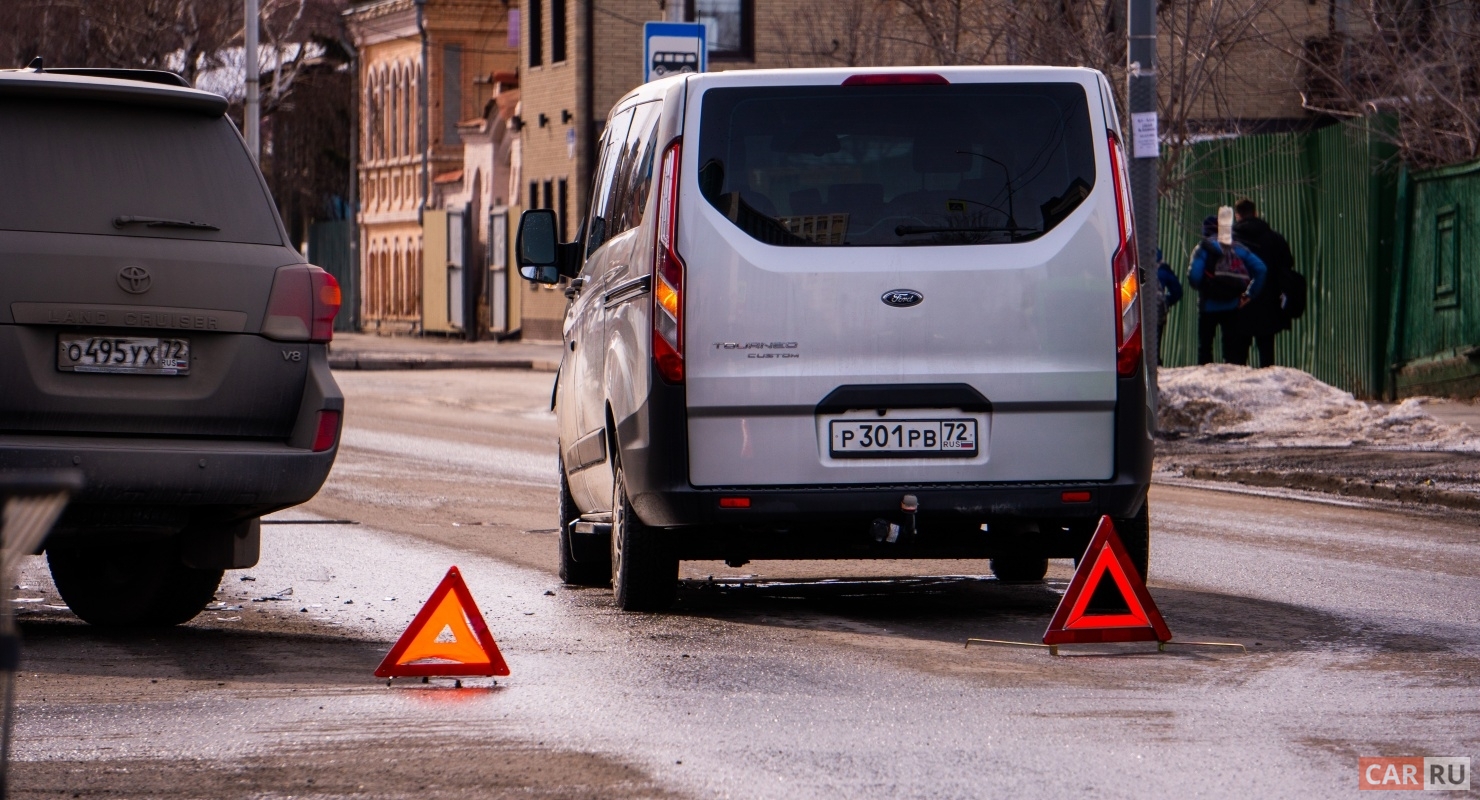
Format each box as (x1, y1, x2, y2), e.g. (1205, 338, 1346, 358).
(616, 368, 1154, 557)
(634, 477, 1146, 528)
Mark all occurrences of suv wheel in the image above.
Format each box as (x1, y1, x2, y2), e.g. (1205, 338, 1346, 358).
(47, 538, 222, 627)
(610, 466, 677, 611)
(1112, 503, 1151, 581)
(558, 456, 610, 586)
(989, 556, 1049, 582)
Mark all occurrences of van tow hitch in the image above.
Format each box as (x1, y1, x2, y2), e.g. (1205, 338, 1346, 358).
(901, 494, 919, 541)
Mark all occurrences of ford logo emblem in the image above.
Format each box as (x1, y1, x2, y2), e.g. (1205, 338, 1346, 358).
(881, 289, 923, 308)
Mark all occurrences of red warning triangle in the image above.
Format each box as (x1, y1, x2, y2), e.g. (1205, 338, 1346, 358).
(1043, 516, 1171, 645)
(375, 566, 510, 678)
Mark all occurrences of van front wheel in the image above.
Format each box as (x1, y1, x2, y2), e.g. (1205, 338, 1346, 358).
(610, 467, 677, 611)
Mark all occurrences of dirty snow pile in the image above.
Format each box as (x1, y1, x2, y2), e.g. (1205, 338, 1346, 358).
(1157, 364, 1480, 451)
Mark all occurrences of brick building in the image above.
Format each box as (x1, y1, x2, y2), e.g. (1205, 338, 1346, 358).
(345, 0, 518, 334)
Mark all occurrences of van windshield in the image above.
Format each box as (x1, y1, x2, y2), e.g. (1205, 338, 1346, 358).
(0, 99, 283, 245)
(696, 82, 1096, 246)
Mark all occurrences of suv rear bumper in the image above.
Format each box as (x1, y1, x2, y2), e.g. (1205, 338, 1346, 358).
(0, 434, 335, 513)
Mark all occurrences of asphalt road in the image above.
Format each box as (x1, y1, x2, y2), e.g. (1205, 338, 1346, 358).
(8, 370, 1478, 799)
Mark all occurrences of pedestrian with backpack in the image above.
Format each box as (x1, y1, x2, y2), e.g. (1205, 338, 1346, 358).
(1188, 208, 1268, 365)
(1230, 198, 1296, 367)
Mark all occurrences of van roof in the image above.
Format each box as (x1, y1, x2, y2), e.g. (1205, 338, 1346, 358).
(614, 64, 1103, 114)
(0, 69, 227, 116)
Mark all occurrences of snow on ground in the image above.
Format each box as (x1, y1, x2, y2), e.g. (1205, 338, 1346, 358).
(1157, 364, 1480, 451)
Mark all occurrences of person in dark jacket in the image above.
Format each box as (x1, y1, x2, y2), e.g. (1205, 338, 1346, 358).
(1189, 215, 1267, 365)
(1230, 198, 1294, 367)
(1154, 248, 1183, 365)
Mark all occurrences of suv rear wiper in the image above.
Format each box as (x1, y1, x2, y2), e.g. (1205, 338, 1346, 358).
(114, 215, 220, 231)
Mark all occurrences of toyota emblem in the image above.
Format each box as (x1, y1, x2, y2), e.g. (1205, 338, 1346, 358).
(117, 266, 152, 294)
(881, 289, 923, 308)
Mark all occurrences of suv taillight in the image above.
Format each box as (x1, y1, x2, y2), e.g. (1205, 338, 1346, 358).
(653, 139, 685, 384)
(263, 265, 341, 343)
(1107, 131, 1142, 377)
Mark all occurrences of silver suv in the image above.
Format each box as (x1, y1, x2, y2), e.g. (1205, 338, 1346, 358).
(0, 67, 343, 626)
(518, 67, 1152, 611)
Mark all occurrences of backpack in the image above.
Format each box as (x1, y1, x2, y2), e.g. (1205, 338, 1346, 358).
(1280, 269, 1307, 328)
(1197, 240, 1251, 302)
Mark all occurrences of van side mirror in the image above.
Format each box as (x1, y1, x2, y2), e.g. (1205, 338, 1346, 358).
(516, 209, 561, 284)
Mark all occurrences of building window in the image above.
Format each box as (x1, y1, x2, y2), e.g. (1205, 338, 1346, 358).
(443, 45, 462, 145)
(558, 178, 569, 239)
(687, 0, 751, 59)
(528, 0, 543, 67)
(551, 0, 566, 62)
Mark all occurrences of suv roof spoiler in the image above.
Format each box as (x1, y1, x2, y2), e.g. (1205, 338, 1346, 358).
(30, 68, 192, 88)
(0, 69, 225, 116)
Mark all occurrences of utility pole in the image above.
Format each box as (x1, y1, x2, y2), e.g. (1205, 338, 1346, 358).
(1127, 0, 1160, 409)
(244, 0, 260, 161)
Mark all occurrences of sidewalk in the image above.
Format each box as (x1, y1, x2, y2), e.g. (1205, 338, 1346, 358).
(327, 332, 562, 371)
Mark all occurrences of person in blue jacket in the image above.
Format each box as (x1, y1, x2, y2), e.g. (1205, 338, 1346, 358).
(1154, 249, 1183, 365)
(1188, 215, 1267, 365)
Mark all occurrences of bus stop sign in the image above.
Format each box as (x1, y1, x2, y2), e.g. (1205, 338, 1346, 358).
(643, 21, 706, 84)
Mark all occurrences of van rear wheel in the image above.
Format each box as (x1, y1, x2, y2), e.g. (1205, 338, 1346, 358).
(1112, 504, 1151, 581)
(47, 538, 222, 627)
(610, 467, 677, 611)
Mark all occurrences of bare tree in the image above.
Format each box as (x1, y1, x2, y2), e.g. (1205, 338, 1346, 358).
(1279, 0, 1480, 168)
(0, 0, 237, 82)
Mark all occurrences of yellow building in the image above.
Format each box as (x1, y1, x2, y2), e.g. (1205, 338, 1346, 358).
(346, 0, 518, 335)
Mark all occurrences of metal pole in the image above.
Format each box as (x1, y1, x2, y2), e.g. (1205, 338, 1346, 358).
(244, 0, 260, 161)
(1127, 0, 1160, 411)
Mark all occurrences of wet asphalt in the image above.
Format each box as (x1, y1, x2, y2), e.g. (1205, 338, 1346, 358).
(8, 371, 1479, 799)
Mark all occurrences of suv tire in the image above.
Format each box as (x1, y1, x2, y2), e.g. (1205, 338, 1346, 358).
(558, 456, 610, 586)
(47, 538, 222, 627)
(610, 466, 677, 611)
(989, 556, 1049, 582)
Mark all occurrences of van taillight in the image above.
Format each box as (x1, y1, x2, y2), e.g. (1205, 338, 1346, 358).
(653, 139, 685, 384)
(263, 265, 341, 343)
(1106, 132, 1142, 377)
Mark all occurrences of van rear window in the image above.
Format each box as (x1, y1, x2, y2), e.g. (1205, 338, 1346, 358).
(0, 99, 282, 245)
(697, 82, 1096, 246)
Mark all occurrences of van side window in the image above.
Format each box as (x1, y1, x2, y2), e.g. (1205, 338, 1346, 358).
(584, 108, 634, 257)
(613, 104, 661, 236)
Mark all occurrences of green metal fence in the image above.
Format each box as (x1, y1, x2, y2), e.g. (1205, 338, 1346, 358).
(1156, 117, 1398, 397)
(1387, 159, 1480, 397)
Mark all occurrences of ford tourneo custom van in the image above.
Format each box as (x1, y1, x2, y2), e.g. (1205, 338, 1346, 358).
(517, 67, 1153, 611)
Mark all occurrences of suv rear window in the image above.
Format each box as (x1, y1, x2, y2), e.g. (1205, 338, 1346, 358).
(0, 99, 282, 245)
(697, 82, 1095, 246)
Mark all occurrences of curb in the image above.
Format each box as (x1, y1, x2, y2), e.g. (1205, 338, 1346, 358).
(329, 355, 560, 372)
(1176, 466, 1480, 513)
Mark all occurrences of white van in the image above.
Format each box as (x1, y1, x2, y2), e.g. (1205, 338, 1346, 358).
(517, 67, 1153, 611)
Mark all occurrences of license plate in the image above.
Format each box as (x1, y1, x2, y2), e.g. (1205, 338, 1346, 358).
(829, 418, 978, 458)
(57, 335, 190, 375)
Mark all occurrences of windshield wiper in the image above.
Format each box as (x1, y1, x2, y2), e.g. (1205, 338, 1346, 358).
(114, 215, 219, 231)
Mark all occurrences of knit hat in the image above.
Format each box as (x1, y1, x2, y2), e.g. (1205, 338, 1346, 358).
(1202, 215, 1218, 236)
